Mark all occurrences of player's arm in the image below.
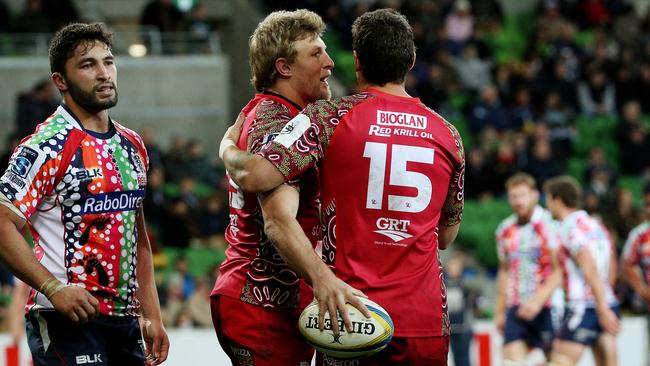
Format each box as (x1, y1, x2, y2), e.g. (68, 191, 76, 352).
(495, 259, 508, 334)
(219, 113, 285, 193)
(621, 236, 650, 302)
(135, 207, 169, 365)
(259, 185, 370, 334)
(0, 202, 99, 324)
(575, 247, 620, 335)
(517, 248, 562, 321)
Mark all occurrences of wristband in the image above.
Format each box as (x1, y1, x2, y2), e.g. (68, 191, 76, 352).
(39, 277, 68, 300)
(219, 138, 235, 160)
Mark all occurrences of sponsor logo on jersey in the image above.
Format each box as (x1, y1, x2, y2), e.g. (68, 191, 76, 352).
(275, 114, 311, 148)
(376, 110, 427, 130)
(132, 153, 147, 187)
(75, 168, 103, 181)
(374, 217, 412, 242)
(3, 172, 27, 189)
(11, 146, 38, 178)
(75, 354, 103, 364)
(81, 190, 145, 214)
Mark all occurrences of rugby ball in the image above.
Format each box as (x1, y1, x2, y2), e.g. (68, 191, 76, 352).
(298, 297, 394, 359)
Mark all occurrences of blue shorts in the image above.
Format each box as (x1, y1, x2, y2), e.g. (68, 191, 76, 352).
(557, 305, 620, 345)
(26, 310, 146, 366)
(504, 306, 554, 352)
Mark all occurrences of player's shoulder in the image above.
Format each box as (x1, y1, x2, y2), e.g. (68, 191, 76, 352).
(251, 95, 296, 124)
(304, 92, 376, 116)
(21, 110, 77, 155)
(627, 221, 650, 241)
(496, 214, 517, 236)
(113, 121, 146, 148)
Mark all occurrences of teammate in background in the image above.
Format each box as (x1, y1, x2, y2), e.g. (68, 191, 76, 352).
(0, 23, 168, 365)
(544, 176, 620, 366)
(495, 172, 562, 365)
(221, 9, 465, 365)
(211, 10, 368, 366)
(621, 183, 650, 357)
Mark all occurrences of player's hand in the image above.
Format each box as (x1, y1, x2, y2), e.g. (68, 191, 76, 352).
(495, 312, 505, 335)
(219, 112, 245, 160)
(596, 306, 620, 335)
(516, 299, 542, 321)
(142, 318, 169, 365)
(313, 271, 371, 336)
(49, 286, 100, 325)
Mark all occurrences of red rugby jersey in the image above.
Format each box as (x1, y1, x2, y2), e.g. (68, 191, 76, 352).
(211, 93, 321, 309)
(259, 89, 465, 336)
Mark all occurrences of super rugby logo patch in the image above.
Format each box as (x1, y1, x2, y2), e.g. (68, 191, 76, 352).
(11, 146, 38, 178)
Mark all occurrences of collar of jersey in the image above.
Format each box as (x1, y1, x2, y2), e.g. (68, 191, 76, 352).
(58, 104, 117, 140)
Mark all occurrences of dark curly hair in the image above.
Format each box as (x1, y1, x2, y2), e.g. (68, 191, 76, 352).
(351, 9, 415, 86)
(48, 23, 113, 76)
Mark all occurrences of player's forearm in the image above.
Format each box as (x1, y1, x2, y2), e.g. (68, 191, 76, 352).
(223, 146, 284, 193)
(495, 267, 507, 315)
(623, 264, 648, 297)
(578, 251, 610, 310)
(438, 223, 460, 249)
(0, 208, 57, 291)
(532, 267, 562, 306)
(264, 214, 331, 286)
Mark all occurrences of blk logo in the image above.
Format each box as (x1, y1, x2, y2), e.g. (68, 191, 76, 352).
(76, 354, 103, 364)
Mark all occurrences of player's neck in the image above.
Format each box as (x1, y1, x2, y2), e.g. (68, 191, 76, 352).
(266, 82, 308, 109)
(63, 95, 111, 133)
(358, 80, 410, 98)
(557, 207, 577, 221)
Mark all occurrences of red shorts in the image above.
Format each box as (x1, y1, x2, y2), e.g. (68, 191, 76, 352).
(211, 295, 314, 366)
(316, 336, 449, 366)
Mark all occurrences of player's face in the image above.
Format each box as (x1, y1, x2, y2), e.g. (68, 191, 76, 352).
(290, 36, 334, 103)
(62, 41, 118, 113)
(507, 183, 538, 220)
(544, 193, 559, 219)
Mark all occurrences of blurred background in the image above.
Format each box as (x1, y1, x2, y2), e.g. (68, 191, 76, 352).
(0, 0, 650, 364)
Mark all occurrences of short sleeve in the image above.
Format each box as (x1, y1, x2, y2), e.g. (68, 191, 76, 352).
(0, 140, 62, 220)
(440, 123, 465, 227)
(259, 100, 334, 181)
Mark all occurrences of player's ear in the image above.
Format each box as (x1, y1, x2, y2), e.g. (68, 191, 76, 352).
(353, 50, 361, 73)
(52, 72, 68, 92)
(275, 57, 292, 78)
(409, 51, 416, 71)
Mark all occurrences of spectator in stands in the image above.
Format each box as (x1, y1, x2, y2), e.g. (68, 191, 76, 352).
(453, 43, 492, 92)
(606, 188, 643, 244)
(200, 193, 228, 248)
(185, 139, 217, 185)
(15, 79, 58, 139)
(617, 106, 650, 175)
(638, 63, 650, 113)
(526, 138, 562, 187)
(614, 47, 640, 109)
(164, 135, 187, 182)
(141, 127, 164, 170)
(470, 85, 510, 133)
(584, 147, 616, 202)
(186, 1, 213, 53)
(536, 0, 567, 41)
(541, 91, 574, 161)
(548, 58, 579, 110)
(465, 147, 499, 200)
(621, 183, 650, 355)
(577, 68, 616, 116)
(416, 64, 448, 110)
(445, 0, 475, 55)
(509, 88, 534, 131)
(580, 0, 611, 28)
(161, 198, 195, 248)
(551, 23, 582, 82)
(144, 168, 167, 231)
(41, 0, 79, 32)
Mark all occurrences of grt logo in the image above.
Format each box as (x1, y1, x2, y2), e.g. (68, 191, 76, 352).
(376, 110, 427, 130)
(374, 217, 413, 242)
(81, 190, 145, 214)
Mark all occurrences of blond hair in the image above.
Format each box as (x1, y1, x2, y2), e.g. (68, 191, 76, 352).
(505, 172, 537, 190)
(249, 9, 325, 92)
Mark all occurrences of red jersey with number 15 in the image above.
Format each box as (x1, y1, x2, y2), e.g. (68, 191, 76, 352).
(259, 89, 465, 337)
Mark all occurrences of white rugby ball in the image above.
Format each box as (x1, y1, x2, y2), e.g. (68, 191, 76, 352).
(298, 297, 394, 359)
